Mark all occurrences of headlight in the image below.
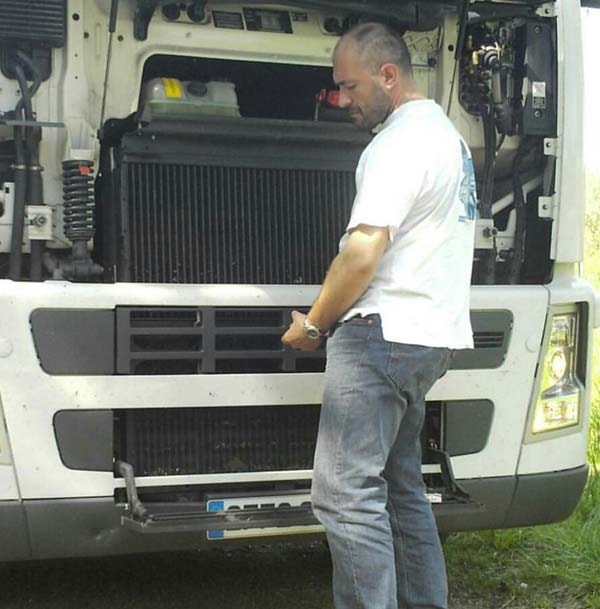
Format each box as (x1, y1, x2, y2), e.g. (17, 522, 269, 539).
(532, 313, 582, 434)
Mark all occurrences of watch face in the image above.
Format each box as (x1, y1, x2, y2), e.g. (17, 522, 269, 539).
(305, 327, 321, 340)
(303, 320, 321, 340)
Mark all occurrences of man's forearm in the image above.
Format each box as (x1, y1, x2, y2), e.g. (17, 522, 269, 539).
(307, 250, 376, 332)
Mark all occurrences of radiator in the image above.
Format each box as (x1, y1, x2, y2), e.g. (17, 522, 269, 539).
(115, 405, 321, 476)
(109, 117, 370, 284)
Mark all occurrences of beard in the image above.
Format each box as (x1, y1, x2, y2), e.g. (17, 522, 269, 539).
(349, 85, 392, 131)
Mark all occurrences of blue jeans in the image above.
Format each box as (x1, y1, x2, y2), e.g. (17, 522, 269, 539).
(311, 316, 451, 609)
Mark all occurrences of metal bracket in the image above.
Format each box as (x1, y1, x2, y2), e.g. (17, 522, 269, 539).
(0, 183, 15, 253)
(543, 137, 559, 157)
(536, 3, 557, 18)
(0, 112, 64, 129)
(538, 195, 557, 219)
(424, 447, 471, 501)
(26, 205, 53, 241)
(117, 456, 481, 535)
(474, 218, 498, 250)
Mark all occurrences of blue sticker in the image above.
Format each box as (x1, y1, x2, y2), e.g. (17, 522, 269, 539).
(208, 529, 225, 539)
(207, 500, 225, 539)
(459, 140, 477, 222)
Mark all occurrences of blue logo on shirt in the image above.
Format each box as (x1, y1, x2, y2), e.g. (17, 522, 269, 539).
(459, 140, 477, 222)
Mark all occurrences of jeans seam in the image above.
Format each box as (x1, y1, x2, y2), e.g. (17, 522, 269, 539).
(331, 328, 371, 608)
(387, 497, 411, 609)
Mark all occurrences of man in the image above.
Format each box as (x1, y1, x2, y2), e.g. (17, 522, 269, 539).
(282, 22, 476, 609)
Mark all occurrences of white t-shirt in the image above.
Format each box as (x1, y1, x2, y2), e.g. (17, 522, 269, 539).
(341, 99, 475, 349)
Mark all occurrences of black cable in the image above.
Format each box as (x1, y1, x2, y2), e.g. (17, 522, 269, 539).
(480, 106, 497, 219)
(13, 64, 33, 124)
(478, 105, 497, 284)
(455, 0, 471, 61)
(12, 56, 44, 281)
(8, 73, 28, 280)
(15, 50, 41, 96)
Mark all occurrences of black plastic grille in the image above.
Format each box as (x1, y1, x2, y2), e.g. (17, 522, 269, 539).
(115, 405, 321, 476)
(124, 163, 354, 284)
(116, 306, 326, 375)
(0, 0, 66, 47)
(112, 400, 491, 478)
(473, 332, 504, 348)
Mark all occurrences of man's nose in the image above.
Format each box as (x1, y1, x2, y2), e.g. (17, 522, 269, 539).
(337, 91, 352, 108)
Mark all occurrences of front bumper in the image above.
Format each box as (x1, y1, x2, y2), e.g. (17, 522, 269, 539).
(0, 465, 588, 562)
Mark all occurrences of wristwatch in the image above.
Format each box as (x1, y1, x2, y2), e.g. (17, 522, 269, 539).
(303, 317, 326, 340)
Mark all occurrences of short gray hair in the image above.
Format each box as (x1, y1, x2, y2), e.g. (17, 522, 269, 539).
(339, 22, 413, 77)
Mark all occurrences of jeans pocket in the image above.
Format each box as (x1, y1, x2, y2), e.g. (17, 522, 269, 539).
(386, 344, 451, 399)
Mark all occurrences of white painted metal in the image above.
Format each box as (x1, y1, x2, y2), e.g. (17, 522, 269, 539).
(0, 182, 15, 253)
(0, 466, 20, 501)
(111, 464, 442, 490)
(552, 0, 586, 262)
(0, 1, 593, 536)
(0, 397, 19, 500)
(0, 280, 565, 498)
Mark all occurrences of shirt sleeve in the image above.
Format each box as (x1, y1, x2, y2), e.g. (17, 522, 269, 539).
(346, 135, 424, 240)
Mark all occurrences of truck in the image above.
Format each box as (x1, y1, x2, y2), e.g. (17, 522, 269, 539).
(0, 0, 598, 561)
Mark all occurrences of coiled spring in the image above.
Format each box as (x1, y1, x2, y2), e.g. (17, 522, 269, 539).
(62, 159, 95, 242)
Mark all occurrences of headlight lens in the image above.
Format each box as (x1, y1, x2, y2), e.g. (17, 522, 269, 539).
(549, 350, 568, 383)
(532, 313, 582, 434)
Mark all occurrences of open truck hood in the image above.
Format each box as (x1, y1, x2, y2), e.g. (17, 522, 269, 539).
(134, 0, 557, 38)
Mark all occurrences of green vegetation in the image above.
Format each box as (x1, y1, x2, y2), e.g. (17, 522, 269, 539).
(444, 174, 600, 609)
(445, 472, 600, 608)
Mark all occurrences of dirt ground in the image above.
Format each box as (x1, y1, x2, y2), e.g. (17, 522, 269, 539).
(0, 543, 582, 609)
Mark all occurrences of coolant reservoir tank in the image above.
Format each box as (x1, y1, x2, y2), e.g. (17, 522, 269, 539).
(140, 78, 240, 121)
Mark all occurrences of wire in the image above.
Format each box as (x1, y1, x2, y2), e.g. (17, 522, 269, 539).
(100, 0, 120, 128)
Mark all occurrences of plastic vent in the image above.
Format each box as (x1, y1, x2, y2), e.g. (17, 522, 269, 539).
(0, 0, 66, 48)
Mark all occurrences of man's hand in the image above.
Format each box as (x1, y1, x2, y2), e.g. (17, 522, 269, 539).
(282, 225, 387, 352)
(281, 311, 323, 351)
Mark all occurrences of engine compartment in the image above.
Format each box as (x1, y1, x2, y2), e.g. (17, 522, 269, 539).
(0, 0, 559, 286)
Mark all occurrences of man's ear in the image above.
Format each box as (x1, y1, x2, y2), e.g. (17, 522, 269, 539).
(379, 62, 399, 90)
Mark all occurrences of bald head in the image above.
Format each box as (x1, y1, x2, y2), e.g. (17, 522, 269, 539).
(332, 22, 423, 130)
(335, 22, 414, 78)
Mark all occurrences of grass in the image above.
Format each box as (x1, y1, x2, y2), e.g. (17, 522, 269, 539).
(444, 174, 600, 609)
(445, 435, 600, 608)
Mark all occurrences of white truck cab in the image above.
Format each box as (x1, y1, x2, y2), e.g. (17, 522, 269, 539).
(0, 0, 597, 560)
